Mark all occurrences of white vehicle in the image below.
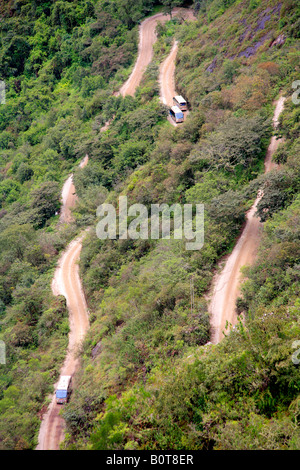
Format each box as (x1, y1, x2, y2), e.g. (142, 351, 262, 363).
(169, 105, 184, 123)
(173, 95, 187, 111)
(56, 375, 72, 404)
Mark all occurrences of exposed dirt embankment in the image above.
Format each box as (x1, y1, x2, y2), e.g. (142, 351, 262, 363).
(209, 96, 286, 344)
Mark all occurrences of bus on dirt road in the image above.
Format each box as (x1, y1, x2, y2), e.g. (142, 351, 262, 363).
(173, 95, 187, 111)
(56, 376, 72, 404)
(169, 105, 184, 123)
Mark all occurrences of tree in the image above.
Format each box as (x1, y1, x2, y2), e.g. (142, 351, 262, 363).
(0, 37, 31, 77)
(29, 182, 61, 228)
(115, 140, 149, 172)
(0, 180, 21, 206)
(256, 170, 297, 222)
(162, 0, 184, 20)
(191, 116, 270, 172)
(208, 190, 246, 231)
(0, 224, 35, 261)
(16, 163, 34, 184)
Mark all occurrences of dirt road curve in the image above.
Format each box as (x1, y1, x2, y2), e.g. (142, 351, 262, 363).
(36, 234, 89, 450)
(119, 8, 196, 97)
(159, 41, 178, 107)
(37, 155, 89, 450)
(37, 8, 195, 450)
(209, 96, 286, 344)
(265, 96, 286, 172)
(159, 41, 179, 127)
(159, 11, 196, 125)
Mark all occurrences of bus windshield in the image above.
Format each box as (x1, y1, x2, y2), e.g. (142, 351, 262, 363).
(56, 390, 68, 398)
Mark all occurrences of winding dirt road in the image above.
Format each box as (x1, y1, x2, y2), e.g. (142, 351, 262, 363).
(36, 235, 89, 450)
(159, 41, 178, 107)
(159, 11, 196, 125)
(209, 96, 286, 344)
(36, 5, 283, 447)
(59, 155, 89, 225)
(159, 40, 179, 127)
(37, 153, 90, 450)
(36, 7, 195, 451)
(119, 8, 196, 98)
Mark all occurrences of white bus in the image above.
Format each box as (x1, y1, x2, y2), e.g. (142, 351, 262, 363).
(169, 105, 184, 123)
(173, 95, 187, 111)
(56, 375, 72, 404)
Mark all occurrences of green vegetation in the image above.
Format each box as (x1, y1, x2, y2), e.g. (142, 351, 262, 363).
(0, 0, 299, 450)
(0, 0, 167, 449)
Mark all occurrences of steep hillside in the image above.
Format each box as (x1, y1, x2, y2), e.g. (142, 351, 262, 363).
(0, 0, 299, 451)
(61, 0, 299, 451)
(0, 0, 164, 450)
